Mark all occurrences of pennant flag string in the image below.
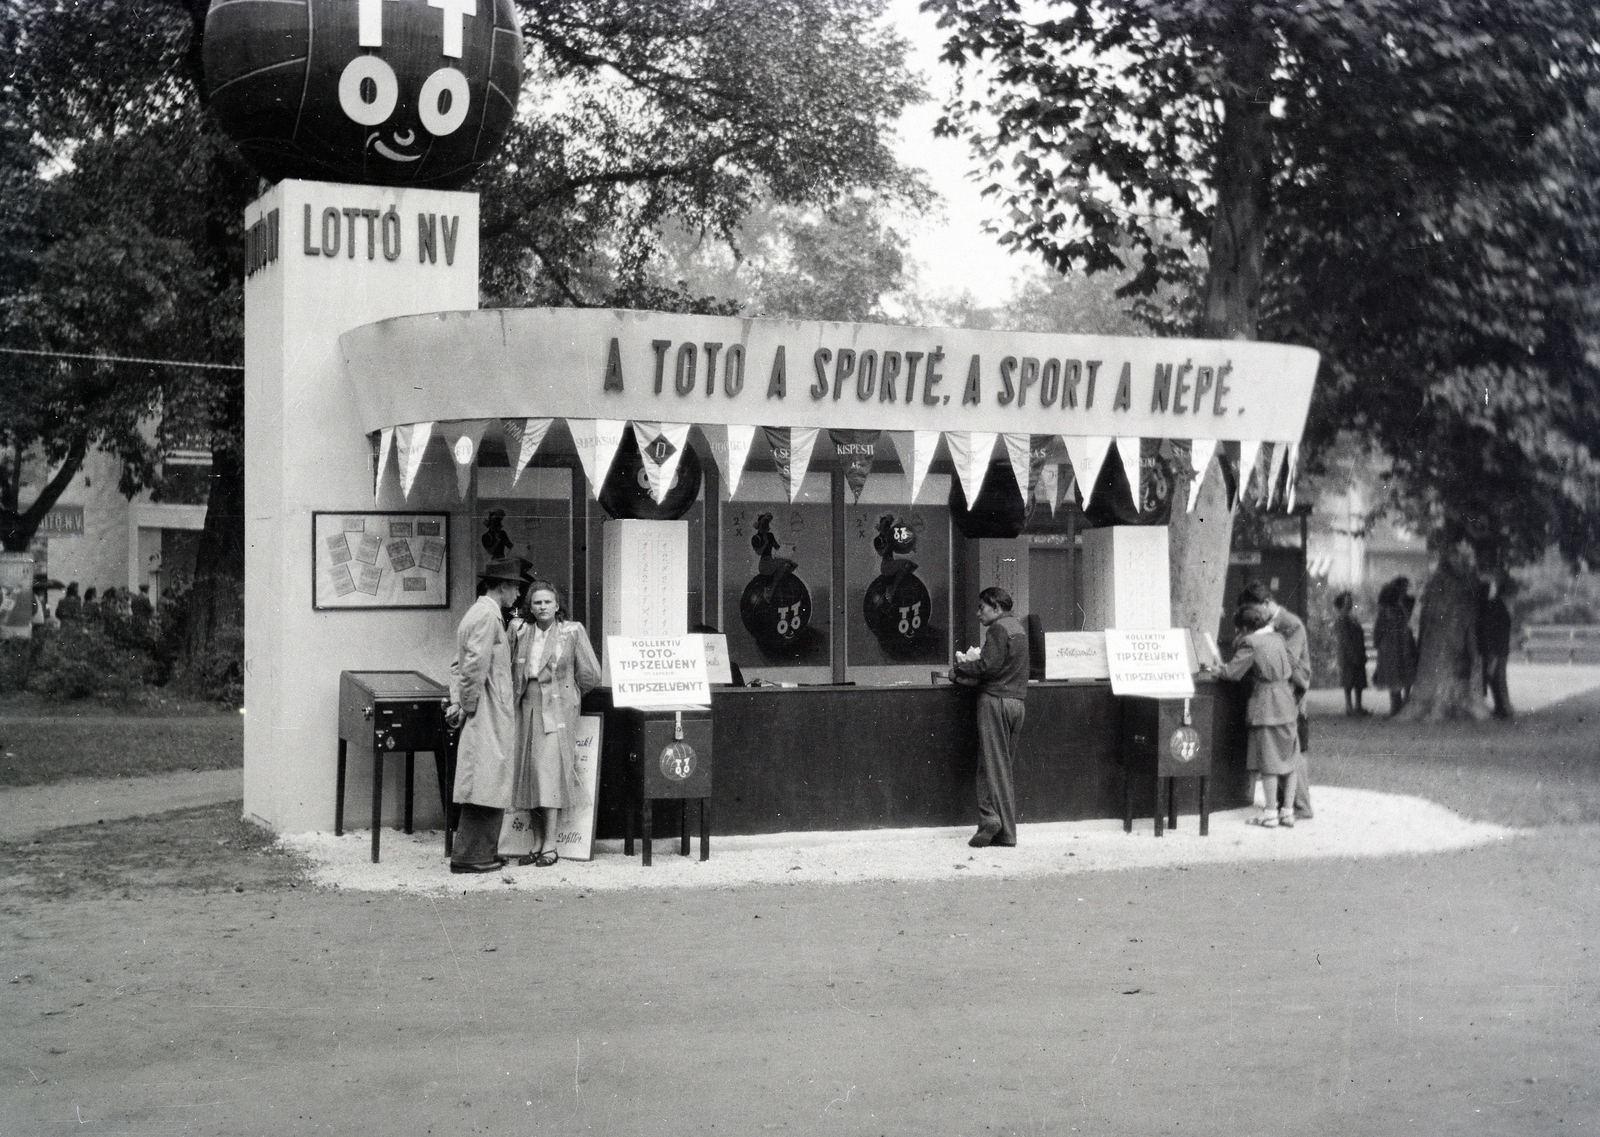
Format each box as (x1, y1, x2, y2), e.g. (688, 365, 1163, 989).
(1235, 440, 1263, 509)
(1061, 436, 1112, 508)
(1186, 438, 1218, 513)
(948, 431, 997, 506)
(396, 421, 433, 498)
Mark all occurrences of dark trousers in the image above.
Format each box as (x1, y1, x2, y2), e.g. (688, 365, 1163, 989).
(976, 694, 1024, 841)
(1483, 653, 1513, 718)
(452, 803, 504, 867)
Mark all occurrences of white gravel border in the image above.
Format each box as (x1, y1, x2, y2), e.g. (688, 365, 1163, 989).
(279, 786, 1521, 895)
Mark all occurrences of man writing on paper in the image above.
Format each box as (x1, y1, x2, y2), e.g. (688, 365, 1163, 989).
(953, 587, 1029, 848)
(444, 559, 523, 873)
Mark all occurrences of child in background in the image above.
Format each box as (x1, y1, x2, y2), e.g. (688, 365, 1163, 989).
(1216, 604, 1302, 828)
(1334, 591, 1370, 716)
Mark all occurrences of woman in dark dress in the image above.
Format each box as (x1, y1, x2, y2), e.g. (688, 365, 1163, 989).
(1371, 577, 1418, 715)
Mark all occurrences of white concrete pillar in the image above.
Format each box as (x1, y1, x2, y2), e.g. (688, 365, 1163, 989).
(243, 180, 478, 833)
(1078, 525, 1171, 630)
(601, 519, 689, 681)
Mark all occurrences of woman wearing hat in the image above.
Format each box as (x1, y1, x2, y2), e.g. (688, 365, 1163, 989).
(444, 558, 524, 873)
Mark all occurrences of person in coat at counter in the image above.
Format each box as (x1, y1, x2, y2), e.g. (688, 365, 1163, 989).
(953, 586, 1028, 849)
(1216, 605, 1302, 828)
(1239, 581, 1314, 821)
(444, 559, 524, 874)
(512, 580, 602, 867)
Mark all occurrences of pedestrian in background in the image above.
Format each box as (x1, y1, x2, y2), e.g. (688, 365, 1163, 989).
(1372, 577, 1418, 715)
(1334, 591, 1370, 716)
(1478, 575, 1516, 719)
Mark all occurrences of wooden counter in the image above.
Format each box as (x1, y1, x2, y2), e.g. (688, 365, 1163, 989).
(585, 680, 1251, 838)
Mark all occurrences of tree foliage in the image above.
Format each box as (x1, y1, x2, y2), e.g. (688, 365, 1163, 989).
(924, 0, 1600, 570)
(478, 0, 928, 307)
(1, 0, 925, 555)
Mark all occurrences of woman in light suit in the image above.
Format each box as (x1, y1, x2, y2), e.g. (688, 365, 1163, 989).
(512, 580, 601, 866)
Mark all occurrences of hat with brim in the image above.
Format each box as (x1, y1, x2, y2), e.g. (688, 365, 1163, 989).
(477, 558, 525, 587)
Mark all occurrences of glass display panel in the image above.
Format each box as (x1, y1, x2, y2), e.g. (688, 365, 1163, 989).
(474, 467, 573, 603)
(720, 472, 832, 684)
(844, 474, 952, 685)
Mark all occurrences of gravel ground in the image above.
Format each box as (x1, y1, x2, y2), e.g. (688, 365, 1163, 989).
(283, 784, 1518, 895)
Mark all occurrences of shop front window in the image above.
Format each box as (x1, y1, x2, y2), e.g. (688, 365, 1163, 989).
(474, 466, 573, 601)
(845, 475, 952, 685)
(720, 472, 832, 684)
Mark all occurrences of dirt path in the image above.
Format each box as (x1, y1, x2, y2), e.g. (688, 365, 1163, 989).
(0, 768, 244, 840)
(5, 824, 1596, 1136)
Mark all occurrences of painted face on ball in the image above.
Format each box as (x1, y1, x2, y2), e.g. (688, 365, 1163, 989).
(338, 54, 473, 167)
(202, 0, 524, 188)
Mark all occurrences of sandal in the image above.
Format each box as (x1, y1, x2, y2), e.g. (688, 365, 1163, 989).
(1278, 810, 1296, 828)
(1247, 813, 1279, 828)
(533, 848, 559, 868)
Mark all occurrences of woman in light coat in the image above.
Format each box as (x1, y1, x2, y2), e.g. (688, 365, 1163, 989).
(512, 580, 601, 866)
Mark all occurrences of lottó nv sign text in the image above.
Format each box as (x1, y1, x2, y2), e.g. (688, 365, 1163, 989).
(245, 203, 465, 275)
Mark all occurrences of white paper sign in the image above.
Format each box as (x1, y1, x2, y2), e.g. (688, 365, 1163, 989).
(689, 633, 734, 685)
(1104, 628, 1196, 698)
(554, 715, 604, 861)
(497, 806, 538, 858)
(495, 715, 605, 861)
(607, 636, 711, 708)
(1043, 632, 1110, 680)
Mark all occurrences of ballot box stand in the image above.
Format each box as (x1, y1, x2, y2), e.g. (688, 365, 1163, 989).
(617, 706, 713, 866)
(336, 670, 451, 862)
(1121, 694, 1214, 837)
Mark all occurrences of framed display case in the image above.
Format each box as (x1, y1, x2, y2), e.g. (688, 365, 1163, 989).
(312, 512, 449, 610)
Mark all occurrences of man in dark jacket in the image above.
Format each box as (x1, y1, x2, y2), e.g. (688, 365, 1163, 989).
(954, 586, 1028, 848)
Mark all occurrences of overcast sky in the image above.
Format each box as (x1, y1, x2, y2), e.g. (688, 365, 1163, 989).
(886, 0, 1033, 307)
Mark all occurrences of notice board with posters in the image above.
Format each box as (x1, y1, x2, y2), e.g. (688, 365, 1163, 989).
(312, 512, 449, 610)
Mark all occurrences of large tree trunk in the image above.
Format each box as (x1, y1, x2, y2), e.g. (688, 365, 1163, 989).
(1402, 542, 1488, 721)
(180, 442, 245, 663)
(1169, 9, 1274, 634)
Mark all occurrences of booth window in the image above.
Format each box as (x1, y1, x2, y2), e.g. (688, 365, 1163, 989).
(474, 466, 573, 599)
(719, 472, 832, 685)
(844, 475, 953, 685)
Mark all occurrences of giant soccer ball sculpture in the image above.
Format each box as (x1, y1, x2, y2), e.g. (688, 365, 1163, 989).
(203, 0, 523, 188)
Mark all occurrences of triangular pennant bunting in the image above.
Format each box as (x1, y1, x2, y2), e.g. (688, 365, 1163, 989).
(948, 431, 997, 506)
(763, 426, 820, 502)
(1236, 440, 1262, 508)
(375, 427, 394, 499)
(1002, 433, 1033, 510)
(1115, 437, 1143, 512)
(396, 421, 433, 498)
(1061, 436, 1112, 507)
(1028, 435, 1066, 497)
(1265, 440, 1288, 508)
(1186, 438, 1218, 513)
(632, 422, 692, 504)
(1285, 443, 1300, 512)
(503, 418, 552, 487)
(829, 429, 880, 503)
(437, 420, 490, 500)
(704, 424, 755, 498)
(569, 419, 626, 496)
(883, 431, 941, 503)
(1035, 464, 1059, 515)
